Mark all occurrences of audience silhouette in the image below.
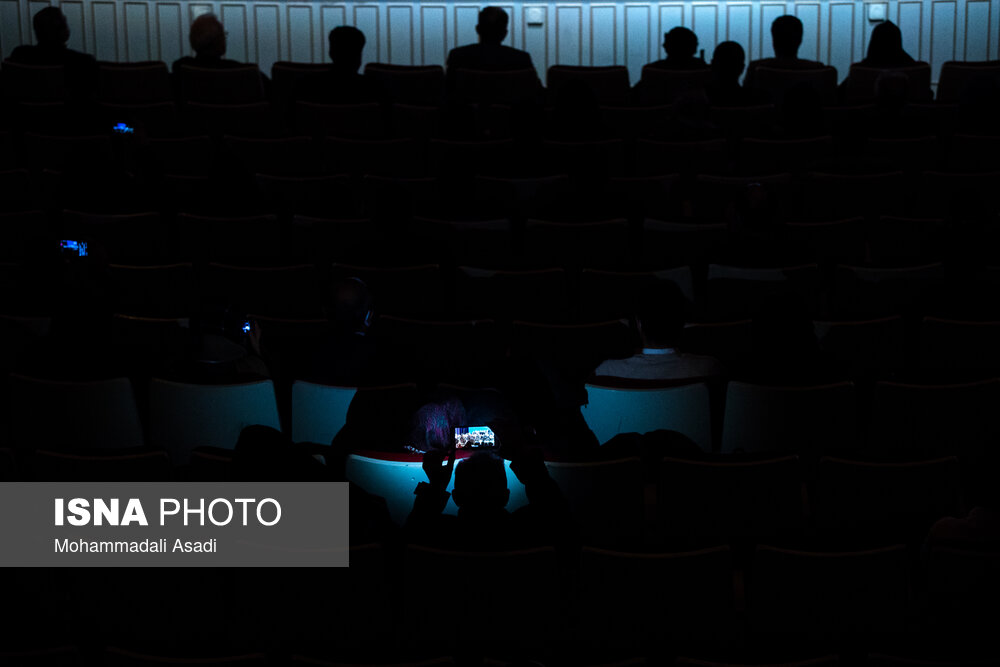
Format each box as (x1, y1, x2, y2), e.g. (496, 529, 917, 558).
(171, 14, 244, 72)
(7, 7, 97, 100)
(743, 15, 825, 91)
(647, 27, 706, 70)
(593, 282, 723, 383)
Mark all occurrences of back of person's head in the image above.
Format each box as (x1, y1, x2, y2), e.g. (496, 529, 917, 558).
(476, 7, 509, 45)
(663, 26, 698, 60)
(866, 20, 904, 63)
(328, 277, 374, 333)
(771, 15, 804, 58)
(636, 281, 687, 348)
(33, 7, 70, 47)
(712, 41, 745, 82)
(189, 14, 226, 58)
(453, 450, 510, 512)
(329, 25, 366, 71)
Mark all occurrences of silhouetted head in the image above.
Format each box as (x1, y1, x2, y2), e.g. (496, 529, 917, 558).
(712, 41, 746, 82)
(866, 21, 905, 64)
(476, 7, 509, 45)
(663, 27, 698, 60)
(771, 15, 804, 58)
(329, 25, 365, 71)
(636, 281, 687, 349)
(328, 277, 374, 334)
(453, 451, 510, 513)
(33, 7, 70, 48)
(189, 14, 226, 58)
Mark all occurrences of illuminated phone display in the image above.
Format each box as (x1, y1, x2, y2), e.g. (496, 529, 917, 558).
(454, 426, 496, 449)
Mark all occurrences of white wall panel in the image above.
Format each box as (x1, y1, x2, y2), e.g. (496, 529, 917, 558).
(964, 0, 990, 59)
(930, 0, 957, 73)
(286, 4, 313, 62)
(556, 4, 583, 64)
(692, 3, 718, 58)
(124, 1, 150, 60)
(590, 4, 616, 65)
(61, 0, 87, 52)
(419, 5, 445, 65)
(0, 0, 994, 86)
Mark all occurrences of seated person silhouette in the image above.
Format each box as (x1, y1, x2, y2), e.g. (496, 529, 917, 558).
(271, 277, 384, 388)
(645, 27, 706, 70)
(8, 7, 97, 100)
(294, 26, 384, 104)
(743, 15, 824, 91)
(445, 6, 541, 100)
(707, 41, 768, 107)
(841, 21, 931, 102)
(593, 282, 723, 383)
(404, 432, 575, 550)
(171, 14, 245, 72)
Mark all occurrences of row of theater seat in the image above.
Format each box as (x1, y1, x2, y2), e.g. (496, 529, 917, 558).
(2, 58, 997, 106)
(4, 540, 997, 653)
(3, 373, 996, 465)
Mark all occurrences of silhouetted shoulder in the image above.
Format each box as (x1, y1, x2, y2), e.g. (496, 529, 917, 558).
(447, 43, 534, 71)
(171, 55, 246, 73)
(8, 44, 96, 68)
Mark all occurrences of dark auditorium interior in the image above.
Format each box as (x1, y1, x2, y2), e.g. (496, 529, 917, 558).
(2, 4, 1000, 666)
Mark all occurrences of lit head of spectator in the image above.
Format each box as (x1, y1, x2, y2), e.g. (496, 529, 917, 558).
(189, 14, 227, 59)
(329, 25, 366, 72)
(453, 451, 510, 513)
(33, 7, 70, 48)
(663, 26, 698, 60)
(476, 7, 509, 46)
(635, 281, 687, 349)
(770, 15, 804, 58)
(712, 41, 746, 82)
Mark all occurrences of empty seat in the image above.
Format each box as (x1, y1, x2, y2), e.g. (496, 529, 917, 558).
(456, 266, 569, 322)
(581, 382, 712, 450)
(705, 263, 821, 320)
(270, 61, 333, 106)
(511, 320, 634, 382)
(290, 381, 356, 444)
(110, 314, 190, 375)
(658, 455, 803, 541)
(635, 138, 728, 176)
(844, 63, 933, 103)
(867, 379, 999, 460)
(748, 544, 910, 639)
(147, 378, 281, 465)
(8, 375, 144, 449)
(323, 137, 423, 177)
(867, 216, 946, 266)
(679, 319, 753, 369)
(721, 381, 857, 459)
(578, 266, 694, 321)
(785, 218, 866, 265)
(182, 101, 278, 137)
(815, 456, 962, 543)
(97, 61, 172, 104)
(545, 457, 645, 545)
(920, 317, 1000, 378)
(804, 171, 906, 219)
(813, 316, 907, 379)
(542, 139, 627, 179)
(403, 545, 559, 647)
(108, 263, 196, 317)
(103, 649, 268, 665)
(377, 316, 501, 384)
(176, 214, 283, 264)
(936, 61, 1000, 104)
(642, 220, 726, 267)
(255, 174, 360, 218)
(547, 65, 631, 107)
(926, 546, 1000, 636)
(294, 101, 385, 139)
(223, 135, 320, 177)
(740, 136, 835, 175)
(286, 215, 379, 263)
(600, 105, 671, 140)
(200, 263, 322, 318)
(577, 545, 735, 646)
(97, 101, 178, 137)
(635, 67, 713, 105)
(524, 219, 630, 269)
(753, 66, 839, 106)
(0, 61, 67, 102)
(412, 217, 513, 268)
(833, 263, 946, 318)
(32, 448, 170, 481)
(364, 63, 446, 106)
(176, 64, 266, 104)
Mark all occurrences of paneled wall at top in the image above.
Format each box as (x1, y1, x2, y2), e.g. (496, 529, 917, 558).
(1, 0, 997, 83)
